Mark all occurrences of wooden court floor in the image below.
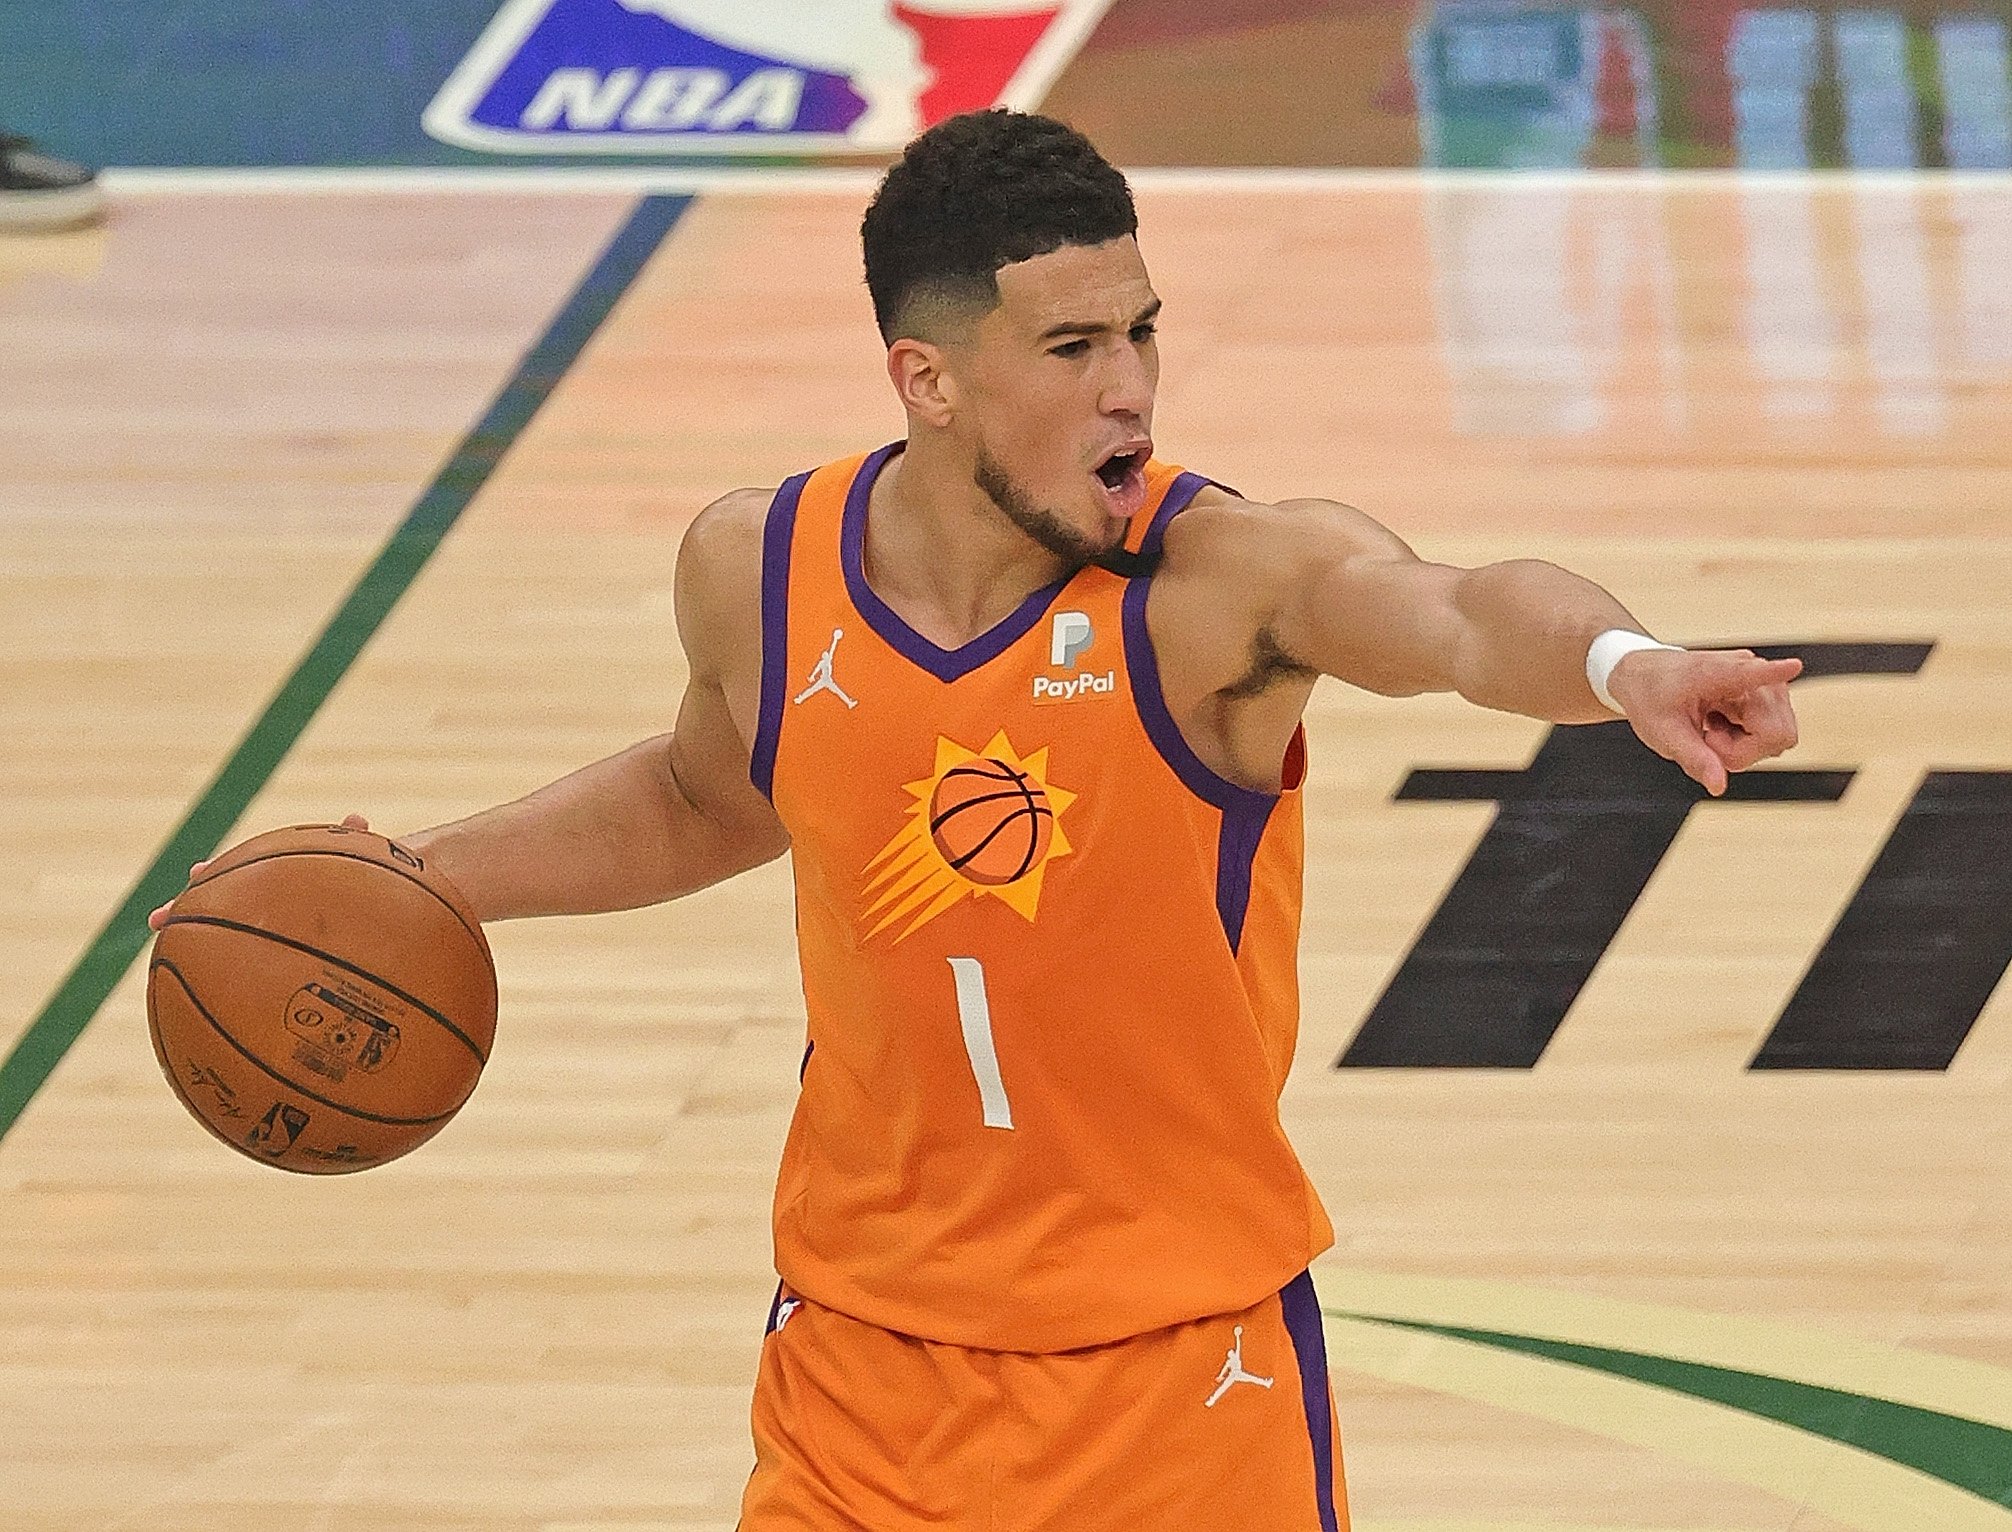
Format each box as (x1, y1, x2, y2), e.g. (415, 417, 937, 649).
(2, 177, 2010, 1531)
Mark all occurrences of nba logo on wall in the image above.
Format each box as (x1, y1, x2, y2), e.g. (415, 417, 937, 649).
(424, 0, 1117, 155)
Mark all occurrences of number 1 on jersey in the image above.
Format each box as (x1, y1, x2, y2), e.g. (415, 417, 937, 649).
(947, 957, 1014, 1130)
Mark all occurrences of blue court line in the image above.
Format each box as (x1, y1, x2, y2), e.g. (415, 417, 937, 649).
(0, 193, 693, 1145)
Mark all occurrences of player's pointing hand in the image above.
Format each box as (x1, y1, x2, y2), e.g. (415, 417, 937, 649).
(1606, 648, 1803, 798)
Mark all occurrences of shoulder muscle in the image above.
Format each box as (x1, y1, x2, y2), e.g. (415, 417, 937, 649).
(1163, 491, 1461, 698)
(1156, 490, 1411, 682)
(675, 487, 772, 688)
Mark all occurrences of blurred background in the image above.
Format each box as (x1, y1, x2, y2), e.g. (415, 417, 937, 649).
(5, 0, 2012, 169)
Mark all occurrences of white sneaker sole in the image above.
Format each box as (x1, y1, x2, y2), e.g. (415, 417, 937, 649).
(0, 181, 107, 232)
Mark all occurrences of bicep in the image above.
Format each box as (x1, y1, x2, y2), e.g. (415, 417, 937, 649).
(664, 488, 790, 868)
(663, 668, 789, 869)
(1268, 500, 1469, 698)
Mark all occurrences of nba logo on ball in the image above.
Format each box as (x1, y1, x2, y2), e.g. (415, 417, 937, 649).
(424, 0, 1117, 154)
(246, 1101, 310, 1159)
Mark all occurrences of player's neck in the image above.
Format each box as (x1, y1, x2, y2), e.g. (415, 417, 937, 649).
(866, 440, 1074, 649)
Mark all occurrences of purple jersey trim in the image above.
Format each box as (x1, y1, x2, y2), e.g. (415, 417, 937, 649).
(1281, 1270, 1343, 1532)
(1214, 796, 1279, 955)
(1136, 470, 1207, 559)
(841, 442, 1074, 684)
(1119, 472, 1280, 952)
(750, 472, 811, 801)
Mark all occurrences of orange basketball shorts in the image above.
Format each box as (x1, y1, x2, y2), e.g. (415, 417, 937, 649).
(737, 1271, 1349, 1531)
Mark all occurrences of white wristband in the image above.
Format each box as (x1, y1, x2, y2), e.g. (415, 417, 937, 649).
(1586, 629, 1680, 714)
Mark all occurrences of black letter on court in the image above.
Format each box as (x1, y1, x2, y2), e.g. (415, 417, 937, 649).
(1752, 770, 2012, 1070)
(1338, 643, 1932, 1070)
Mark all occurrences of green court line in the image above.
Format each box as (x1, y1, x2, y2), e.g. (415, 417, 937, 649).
(1335, 1312, 2012, 1510)
(0, 193, 692, 1146)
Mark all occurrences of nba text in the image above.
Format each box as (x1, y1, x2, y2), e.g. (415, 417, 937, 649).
(523, 68, 805, 133)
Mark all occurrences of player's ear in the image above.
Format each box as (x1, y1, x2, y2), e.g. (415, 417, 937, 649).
(888, 338, 957, 427)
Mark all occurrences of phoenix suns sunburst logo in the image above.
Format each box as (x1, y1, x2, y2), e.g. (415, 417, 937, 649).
(862, 730, 1077, 942)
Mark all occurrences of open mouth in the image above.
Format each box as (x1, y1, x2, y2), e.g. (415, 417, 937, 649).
(1095, 448, 1147, 490)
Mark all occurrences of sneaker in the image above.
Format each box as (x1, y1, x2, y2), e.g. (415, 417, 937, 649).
(0, 135, 105, 231)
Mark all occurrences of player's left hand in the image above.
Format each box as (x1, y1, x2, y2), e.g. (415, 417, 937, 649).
(1606, 648, 1803, 797)
(146, 813, 372, 930)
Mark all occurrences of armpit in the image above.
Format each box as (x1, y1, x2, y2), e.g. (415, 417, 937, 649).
(1218, 626, 1318, 701)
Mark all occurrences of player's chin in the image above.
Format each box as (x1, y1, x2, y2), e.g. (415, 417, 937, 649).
(1077, 510, 1131, 555)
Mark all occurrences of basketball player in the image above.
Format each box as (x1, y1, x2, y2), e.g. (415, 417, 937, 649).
(154, 112, 1801, 1528)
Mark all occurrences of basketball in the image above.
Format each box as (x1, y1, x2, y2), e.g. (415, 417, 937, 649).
(928, 758, 1053, 885)
(146, 823, 497, 1174)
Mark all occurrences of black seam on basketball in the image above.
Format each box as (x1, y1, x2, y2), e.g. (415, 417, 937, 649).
(151, 1000, 365, 1178)
(1009, 816, 1043, 882)
(151, 958, 465, 1127)
(183, 845, 489, 953)
(156, 914, 489, 1066)
(941, 761, 1029, 784)
(150, 989, 268, 1156)
(150, 1016, 338, 1176)
(928, 785, 1043, 832)
(997, 804, 1052, 883)
(944, 804, 1047, 878)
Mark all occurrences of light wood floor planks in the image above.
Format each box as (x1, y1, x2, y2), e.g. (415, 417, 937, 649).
(2, 180, 2009, 1531)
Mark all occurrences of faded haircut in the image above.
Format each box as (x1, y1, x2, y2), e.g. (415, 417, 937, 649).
(862, 110, 1137, 343)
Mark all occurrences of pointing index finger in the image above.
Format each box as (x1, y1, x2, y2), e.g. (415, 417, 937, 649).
(1720, 653, 1803, 688)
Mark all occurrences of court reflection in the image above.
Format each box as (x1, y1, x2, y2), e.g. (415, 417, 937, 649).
(1419, 179, 2012, 447)
(1413, 2, 2012, 170)
(1053, 1, 2012, 170)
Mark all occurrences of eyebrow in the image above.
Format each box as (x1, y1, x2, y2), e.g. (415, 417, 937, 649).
(1038, 298, 1162, 343)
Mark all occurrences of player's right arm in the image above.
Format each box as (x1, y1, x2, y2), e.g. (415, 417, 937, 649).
(401, 489, 788, 921)
(147, 491, 788, 932)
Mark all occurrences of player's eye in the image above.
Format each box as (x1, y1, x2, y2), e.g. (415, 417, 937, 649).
(1130, 323, 1158, 344)
(1050, 339, 1091, 359)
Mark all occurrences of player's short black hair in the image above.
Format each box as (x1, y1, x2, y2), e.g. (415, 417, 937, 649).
(862, 110, 1137, 343)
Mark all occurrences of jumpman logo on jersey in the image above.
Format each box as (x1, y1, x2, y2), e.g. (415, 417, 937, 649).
(794, 627, 858, 708)
(1204, 1324, 1275, 1407)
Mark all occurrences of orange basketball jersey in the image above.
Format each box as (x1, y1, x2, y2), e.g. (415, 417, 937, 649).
(751, 444, 1333, 1352)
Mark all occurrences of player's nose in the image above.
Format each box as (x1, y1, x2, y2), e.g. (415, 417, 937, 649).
(1100, 348, 1154, 418)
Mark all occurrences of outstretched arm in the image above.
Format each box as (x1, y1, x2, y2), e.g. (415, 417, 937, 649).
(1263, 499, 1801, 796)
(402, 689, 786, 922)
(403, 491, 787, 919)
(149, 492, 790, 930)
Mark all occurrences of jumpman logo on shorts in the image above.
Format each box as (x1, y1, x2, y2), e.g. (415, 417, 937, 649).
(1204, 1324, 1275, 1407)
(794, 628, 858, 709)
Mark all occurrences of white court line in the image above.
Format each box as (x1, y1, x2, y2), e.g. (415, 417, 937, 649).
(102, 165, 2012, 198)
(104, 165, 888, 196)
